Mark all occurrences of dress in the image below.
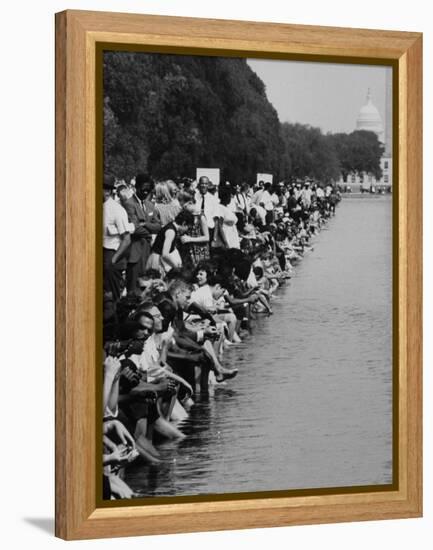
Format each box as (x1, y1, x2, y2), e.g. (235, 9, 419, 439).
(217, 204, 240, 249)
(179, 213, 210, 267)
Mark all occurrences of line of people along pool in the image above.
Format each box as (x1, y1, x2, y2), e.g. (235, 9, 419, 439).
(102, 174, 342, 499)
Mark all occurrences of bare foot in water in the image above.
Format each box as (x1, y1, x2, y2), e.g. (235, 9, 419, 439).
(136, 435, 160, 456)
(135, 440, 161, 464)
(216, 369, 238, 382)
(154, 417, 186, 440)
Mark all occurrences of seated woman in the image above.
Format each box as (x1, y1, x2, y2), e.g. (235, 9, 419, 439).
(147, 209, 195, 275)
(191, 265, 241, 344)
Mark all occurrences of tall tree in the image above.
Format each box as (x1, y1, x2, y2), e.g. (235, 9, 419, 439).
(280, 123, 340, 182)
(103, 52, 284, 182)
(331, 130, 384, 181)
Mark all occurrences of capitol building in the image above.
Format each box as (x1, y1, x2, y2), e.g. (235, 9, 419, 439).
(339, 83, 392, 192)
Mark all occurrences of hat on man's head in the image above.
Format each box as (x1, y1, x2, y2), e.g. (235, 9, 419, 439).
(103, 175, 116, 189)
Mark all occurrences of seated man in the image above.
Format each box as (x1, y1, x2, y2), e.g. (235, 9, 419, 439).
(163, 280, 238, 390)
(106, 320, 171, 463)
(121, 317, 189, 458)
(134, 305, 193, 420)
(135, 269, 167, 301)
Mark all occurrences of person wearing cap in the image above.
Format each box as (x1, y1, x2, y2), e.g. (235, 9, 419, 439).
(103, 175, 131, 302)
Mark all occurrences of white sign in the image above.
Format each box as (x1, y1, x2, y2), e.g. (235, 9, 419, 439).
(257, 173, 273, 184)
(196, 168, 220, 187)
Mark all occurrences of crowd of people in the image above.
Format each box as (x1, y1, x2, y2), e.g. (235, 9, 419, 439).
(102, 173, 342, 499)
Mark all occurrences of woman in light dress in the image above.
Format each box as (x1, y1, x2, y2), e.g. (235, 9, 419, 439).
(213, 187, 240, 250)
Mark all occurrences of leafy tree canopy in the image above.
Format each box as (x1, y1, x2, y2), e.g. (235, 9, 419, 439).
(104, 52, 385, 185)
(104, 52, 282, 182)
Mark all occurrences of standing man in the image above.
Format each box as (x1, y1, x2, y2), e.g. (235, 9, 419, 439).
(251, 180, 264, 206)
(301, 180, 312, 209)
(103, 175, 131, 303)
(121, 173, 161, 294)
(194, 176, 219, 242)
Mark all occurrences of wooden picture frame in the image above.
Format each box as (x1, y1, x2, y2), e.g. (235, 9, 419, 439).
(55, 9, 422, 540)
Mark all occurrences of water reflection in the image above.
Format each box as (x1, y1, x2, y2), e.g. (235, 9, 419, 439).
(126, 197, 393, 497)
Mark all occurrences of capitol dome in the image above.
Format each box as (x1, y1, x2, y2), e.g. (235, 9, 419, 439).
(356, 89, 384, 142)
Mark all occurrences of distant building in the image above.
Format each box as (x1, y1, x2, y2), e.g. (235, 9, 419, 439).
(339, 81, 392, 193)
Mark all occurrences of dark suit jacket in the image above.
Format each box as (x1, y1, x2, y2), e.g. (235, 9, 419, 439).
(122, 195, 161, 264)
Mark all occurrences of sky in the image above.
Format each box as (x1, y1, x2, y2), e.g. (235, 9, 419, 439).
(247, 58, 392, 136)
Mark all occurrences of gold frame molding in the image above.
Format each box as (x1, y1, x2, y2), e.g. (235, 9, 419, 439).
(55, 9, 422, 540)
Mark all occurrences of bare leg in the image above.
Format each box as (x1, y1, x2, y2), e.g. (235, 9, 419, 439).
(134, 419, 161, 463)
(257, 293, 272, 314)
(154, 417, 186, 439)
(109, 474, 134, 499)
(202, 339, 224, 372)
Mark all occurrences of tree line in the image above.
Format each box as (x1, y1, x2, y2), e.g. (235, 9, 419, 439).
(104, 52, 384, 183)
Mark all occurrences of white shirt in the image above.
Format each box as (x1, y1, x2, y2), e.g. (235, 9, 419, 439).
(251, 189, 264, 206)
(253, 204, 267, 225)
(233, 192, 250, 214)
(191, 284, 214, 310)
(301, 188, 312, 206)
(195, 191, 220, 229)
(271, 193, 280, 207)
(137, 330, 174, 381)
(103, 197, 130, 250)
(247, 268, 258, 288)
(258, 190, 274, 211)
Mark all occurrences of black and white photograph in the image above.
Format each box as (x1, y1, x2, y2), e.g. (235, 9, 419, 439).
(101, 50, 393, 501)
